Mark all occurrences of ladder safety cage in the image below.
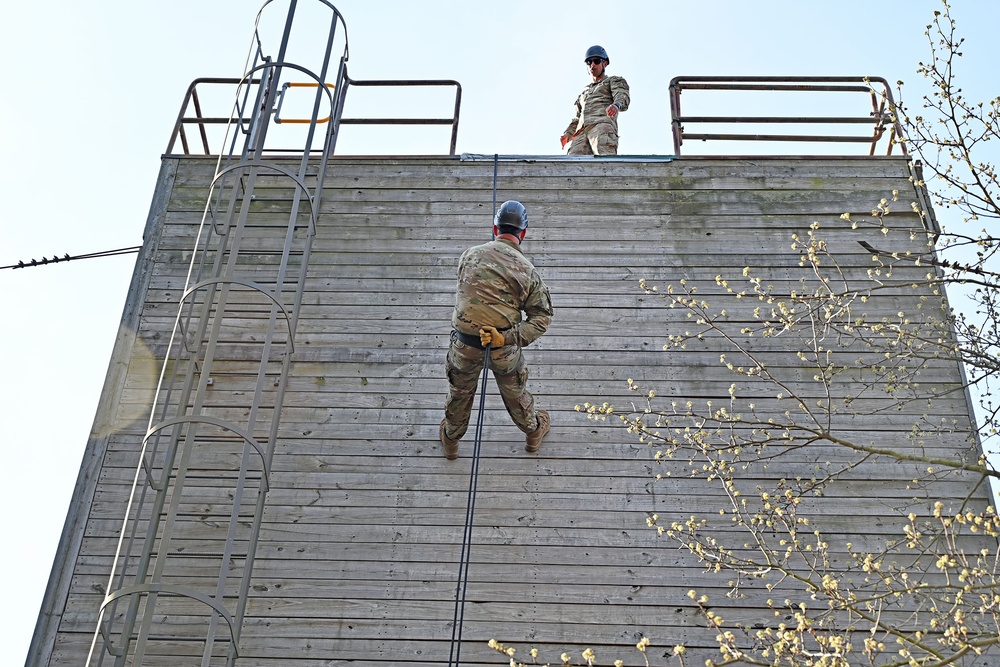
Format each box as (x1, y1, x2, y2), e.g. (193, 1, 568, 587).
(88, 1, 347, 666)
(668, 75, 907, 156)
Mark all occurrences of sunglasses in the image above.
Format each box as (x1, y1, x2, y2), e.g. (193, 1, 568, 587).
(585, 58, 604, 65)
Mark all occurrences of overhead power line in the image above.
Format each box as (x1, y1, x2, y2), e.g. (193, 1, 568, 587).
(1, 245, 141, 271)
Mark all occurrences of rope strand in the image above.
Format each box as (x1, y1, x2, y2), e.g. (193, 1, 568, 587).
(1, 245, 141, 271)
(448, 346, 491, 667)
(448, 154, 501, 666)
(492, 153, 498, 224)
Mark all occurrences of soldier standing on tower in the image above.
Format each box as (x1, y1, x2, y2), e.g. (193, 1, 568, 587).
(560, 45, 630, 156)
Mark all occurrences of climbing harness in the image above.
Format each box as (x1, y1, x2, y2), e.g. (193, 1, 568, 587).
(447, 345, 491, 667)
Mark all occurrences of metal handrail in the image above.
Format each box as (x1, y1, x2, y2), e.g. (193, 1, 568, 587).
(166, 71, 462, 156)
(275, 82, 338, 123)
(340, 69, 463, 155)
(165, 77, 260, 155)
(668, 76, 907, 156)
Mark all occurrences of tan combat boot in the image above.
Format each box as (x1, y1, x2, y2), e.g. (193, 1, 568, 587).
(525, 410, 550, 453)
(440, 420, 460, 460)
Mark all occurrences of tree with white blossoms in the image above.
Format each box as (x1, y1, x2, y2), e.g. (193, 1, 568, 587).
(490, 2, 1000, 666)
(889, 2, 1000, 439)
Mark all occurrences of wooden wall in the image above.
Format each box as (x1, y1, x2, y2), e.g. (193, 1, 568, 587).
(30, 155, 994, 667)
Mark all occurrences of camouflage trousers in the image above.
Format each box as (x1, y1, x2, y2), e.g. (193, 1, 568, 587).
(568, 122, 618, 156)
(442, 332, 540, 441)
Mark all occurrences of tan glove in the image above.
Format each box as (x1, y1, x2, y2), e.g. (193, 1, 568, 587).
(479, 326, 505, 348)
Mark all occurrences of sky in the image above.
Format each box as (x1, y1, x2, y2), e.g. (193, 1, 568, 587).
(3, 0, 998, 663)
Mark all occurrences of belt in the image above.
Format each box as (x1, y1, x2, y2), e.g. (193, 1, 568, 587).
(454, 330, 485, 349)
(453, 329, 510, 350)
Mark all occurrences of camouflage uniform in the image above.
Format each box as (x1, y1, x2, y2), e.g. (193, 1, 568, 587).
(564, 73, 630, 155)
(443, 237, 553, 442)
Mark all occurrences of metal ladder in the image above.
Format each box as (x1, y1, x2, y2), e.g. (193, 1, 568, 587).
(88, 2, 348, 665)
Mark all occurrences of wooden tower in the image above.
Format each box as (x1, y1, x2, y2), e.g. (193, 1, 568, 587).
(26, 4, 996, 667)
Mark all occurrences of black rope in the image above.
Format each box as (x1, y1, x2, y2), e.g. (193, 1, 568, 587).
(1, 245, 141, 271)
(492, 153, 498, 224)
(448, 346, 490, 667)
(447, 154, 501, 666)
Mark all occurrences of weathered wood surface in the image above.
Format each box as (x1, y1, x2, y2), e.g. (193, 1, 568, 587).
(36, 156, 995, 667)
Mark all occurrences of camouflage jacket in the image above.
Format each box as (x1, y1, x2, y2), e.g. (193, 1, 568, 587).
(451, 237, 553, 347)
(563, 73, 630, 137)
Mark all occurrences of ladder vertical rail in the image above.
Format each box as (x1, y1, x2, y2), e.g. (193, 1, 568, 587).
(128, 264, 240, 665)
(90, 187, 225, 662)
(97, 282, 223, 665)
(141, 283, 240, 665)
(88, 2, 349, 664)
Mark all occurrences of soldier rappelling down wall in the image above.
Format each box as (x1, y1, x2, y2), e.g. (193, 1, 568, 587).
(440, 200, 554, 460)
(560, 45, 630, 156)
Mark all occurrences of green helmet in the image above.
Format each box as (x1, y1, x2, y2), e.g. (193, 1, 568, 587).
(585, 45, 609, 64)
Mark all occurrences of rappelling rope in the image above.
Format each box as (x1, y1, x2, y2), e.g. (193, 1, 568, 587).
(447, 154, 501, 667)
(492, 152, 498, 220)
(447, 346, 491, 667)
